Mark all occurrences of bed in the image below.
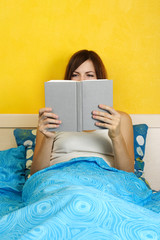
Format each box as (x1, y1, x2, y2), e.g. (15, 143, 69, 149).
(0, 114, 160, 240)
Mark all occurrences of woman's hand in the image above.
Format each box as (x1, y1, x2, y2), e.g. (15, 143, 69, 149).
(92, 104, 121, 140)
(38, 107, 62, 138)
(93, 105, 134, 172)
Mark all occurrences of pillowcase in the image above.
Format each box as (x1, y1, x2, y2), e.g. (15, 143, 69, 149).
(14, 124, 149, 182)
(0, 145, 26, 192)
(133, 124, 148, 177)
(14, 129, 37, 179)
(133, 124, 149, 188)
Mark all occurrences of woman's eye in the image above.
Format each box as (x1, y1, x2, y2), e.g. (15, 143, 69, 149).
(71, 73, 78, 77)
(87, 74, 94, 77)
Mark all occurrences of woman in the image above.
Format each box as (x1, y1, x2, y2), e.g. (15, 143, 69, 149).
(31, 50, 134, 175)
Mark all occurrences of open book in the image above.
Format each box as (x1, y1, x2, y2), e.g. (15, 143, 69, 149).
(45, 79, 113, 132)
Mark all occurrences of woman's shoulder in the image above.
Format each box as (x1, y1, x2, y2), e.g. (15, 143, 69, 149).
(117, 110, 132, 125)
(117, 110, 131, 118)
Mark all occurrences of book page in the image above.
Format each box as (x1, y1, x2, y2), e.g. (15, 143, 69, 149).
(46, 80, 77, 82)
(45, 81, 77, 131)
(82, 80, 113, 130)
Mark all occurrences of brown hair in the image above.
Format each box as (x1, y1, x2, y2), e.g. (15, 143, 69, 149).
(64, 50, 107, 80)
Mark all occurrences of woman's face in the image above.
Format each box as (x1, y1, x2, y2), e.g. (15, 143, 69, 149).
(71, 59, 97, 81)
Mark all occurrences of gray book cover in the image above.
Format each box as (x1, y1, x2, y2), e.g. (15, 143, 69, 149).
(45, 79, 113, 132)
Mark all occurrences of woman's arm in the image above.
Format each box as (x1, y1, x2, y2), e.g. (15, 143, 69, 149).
(30, 108, 62, 175)
(92, 105, 134, 172)
(30, 129, 54, 175)
(109, 111, 134, 172)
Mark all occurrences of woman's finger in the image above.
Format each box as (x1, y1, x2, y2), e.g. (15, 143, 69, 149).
(40, 112, 59, 120)
(44, 124, 60, 129)
(95, 122, 111, 128)
(92, 110, 113, 119)
(42, 118, 61, 125)
(39, 118, 62, 129)
(92, 115, 112, 124)
(39, 108, 52, 117)
(98, 105, 119, 116)
(38, 108, 61, 138)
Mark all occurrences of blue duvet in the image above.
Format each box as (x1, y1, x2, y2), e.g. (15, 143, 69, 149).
(0, 157, 160, 240)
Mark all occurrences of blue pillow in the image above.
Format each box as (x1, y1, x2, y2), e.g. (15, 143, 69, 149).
(133, 124, 150, 188)
(0, 145, 26, 192)
(14, 129, 36, 179)
(14, 124, 149, 181)
(133, 124, 148, 177)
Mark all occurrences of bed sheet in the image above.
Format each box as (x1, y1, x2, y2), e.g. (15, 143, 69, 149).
(0, 157, 160, 240)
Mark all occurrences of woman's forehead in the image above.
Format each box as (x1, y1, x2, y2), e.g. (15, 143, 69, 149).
(74, 59, 95, 72)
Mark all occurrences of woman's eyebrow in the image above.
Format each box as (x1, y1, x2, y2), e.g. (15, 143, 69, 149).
(86, 71, 96, 73)
(73, 71, 95, 73)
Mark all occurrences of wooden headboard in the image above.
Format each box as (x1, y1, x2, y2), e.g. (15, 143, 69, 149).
(0, 114, 160, 191)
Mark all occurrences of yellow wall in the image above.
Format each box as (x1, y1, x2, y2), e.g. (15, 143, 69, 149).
(0, 0, 160, 114)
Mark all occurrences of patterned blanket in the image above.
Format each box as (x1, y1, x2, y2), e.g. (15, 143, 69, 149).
(0, 157, 160, 240)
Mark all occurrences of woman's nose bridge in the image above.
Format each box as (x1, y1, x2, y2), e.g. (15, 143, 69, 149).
(79, 74, 86, 81)
(80, 75, 84, 81)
